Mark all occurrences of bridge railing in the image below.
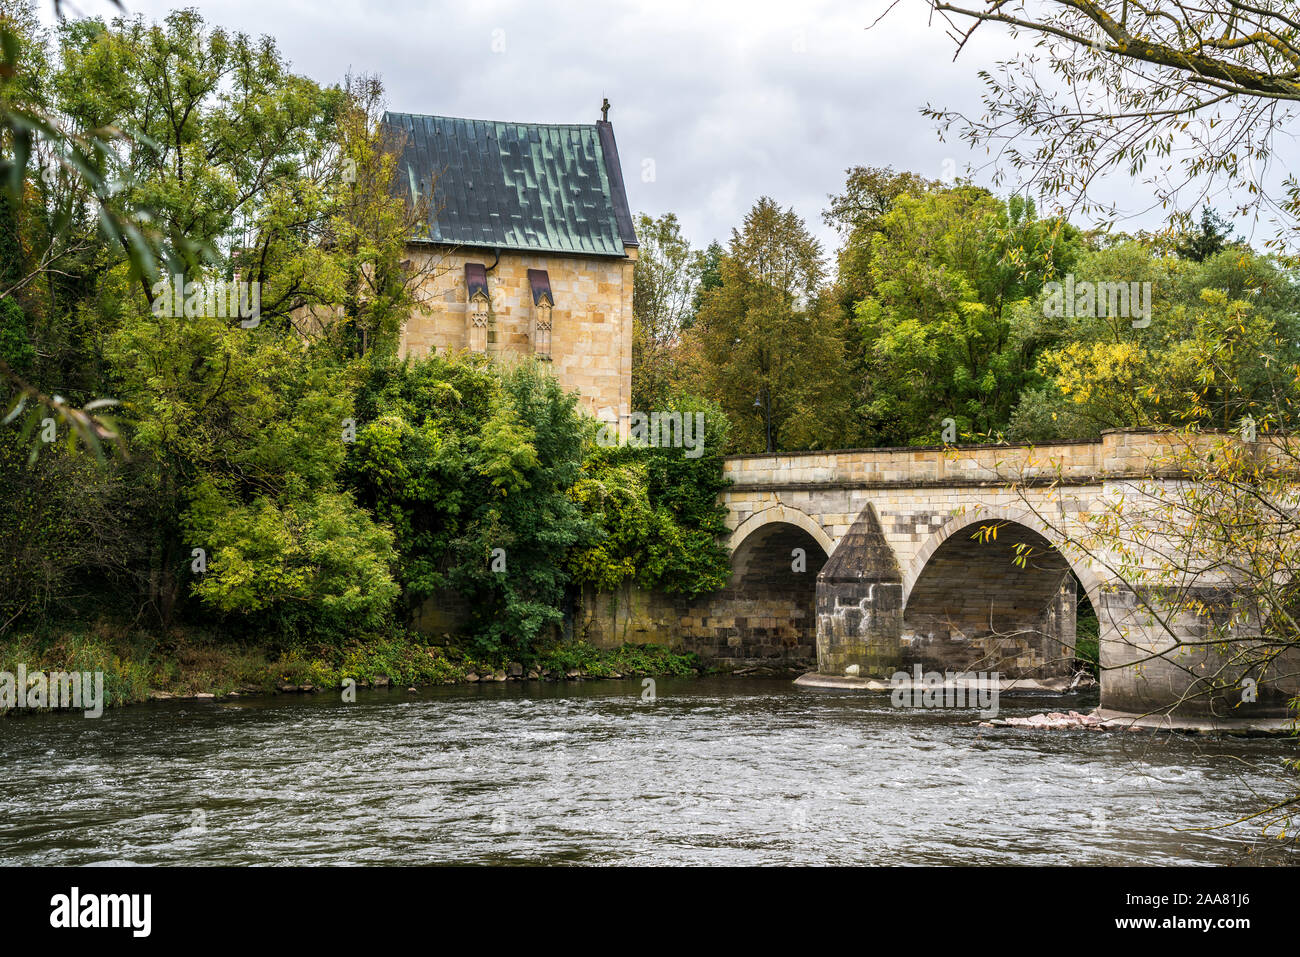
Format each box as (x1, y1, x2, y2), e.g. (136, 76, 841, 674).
(722, 428, 1296, 489)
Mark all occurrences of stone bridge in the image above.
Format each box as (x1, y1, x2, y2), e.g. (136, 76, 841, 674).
(704, 429, 1296, 724)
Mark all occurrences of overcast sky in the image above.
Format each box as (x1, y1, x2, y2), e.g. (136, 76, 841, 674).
(46, 0, 1225, 255)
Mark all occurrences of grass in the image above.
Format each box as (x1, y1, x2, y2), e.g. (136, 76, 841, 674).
(0, 622, 466, 713)
(0, 624, 704, 715)
(533, 640, 702, 678)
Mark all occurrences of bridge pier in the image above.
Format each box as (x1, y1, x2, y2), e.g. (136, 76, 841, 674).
(814, 502, 1081, 681)
(814, 503, 903, 675)
(1098, 583, 1298, 720)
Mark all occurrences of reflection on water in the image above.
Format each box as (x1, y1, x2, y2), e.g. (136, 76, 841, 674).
(0, 678, 1294, 865)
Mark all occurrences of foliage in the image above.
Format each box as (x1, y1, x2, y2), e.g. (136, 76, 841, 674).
(1016, 244, 1300, 440)
(444, 362, 594, 657)
(0, 8, 414, 640)
(824, 164, 941, 310)
(1176, 207, 1240, 263)
(0, 627, 154, 710)
(688, 197, 851, 452)
(346, 351, 496, 605)
(851, 187, 1080, 445)
(270, 632, 462, 689)
(631, 212, 702, 409)
(535, 640, 701, 678)
(0, 623, 464, 710)
(0, 428, 138, 630)
(910, 0, 1300, 256)
(568, 396, 732, 597)
(347, 354, 603, 659)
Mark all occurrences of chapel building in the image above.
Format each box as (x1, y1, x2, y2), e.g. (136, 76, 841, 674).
(382, 109, 639, 428)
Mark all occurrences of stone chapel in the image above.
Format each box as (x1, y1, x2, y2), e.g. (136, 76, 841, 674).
(382, 109, 639, 429)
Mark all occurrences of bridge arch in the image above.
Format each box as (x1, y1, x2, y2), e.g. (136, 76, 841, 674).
(728, 504, 835, 557)
(722, 505, 833, 666)
(902, 506, 1103, 612)
(900, 506, 1103, 679)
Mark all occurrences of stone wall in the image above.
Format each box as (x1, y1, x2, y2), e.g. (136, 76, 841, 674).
(577, 520, 827, 673)
(1099, 584, 1300, 719)
(400, 244, 635, 428)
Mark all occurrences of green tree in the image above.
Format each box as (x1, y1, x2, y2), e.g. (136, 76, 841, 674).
(569, 397, 731, 597)
(690, 240, 724, 322)
(345, 351, 497, 615)
(447, 362, 594, 658)
(851, 187, 1080, 445)
(1176, 206, 1238, 263)
(690, 197, 850, 453)
(824, 165, 939, 310)
(1017, 243, 1300, 439)
(631, 212, 699, 409)
(1, 9, 416, 637)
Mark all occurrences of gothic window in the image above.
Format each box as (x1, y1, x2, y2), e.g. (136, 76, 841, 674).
(527, 268, 554, 360)
(465, 262, 489, 353)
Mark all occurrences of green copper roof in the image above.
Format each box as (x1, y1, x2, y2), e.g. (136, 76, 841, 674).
(382, 112, 638, 258)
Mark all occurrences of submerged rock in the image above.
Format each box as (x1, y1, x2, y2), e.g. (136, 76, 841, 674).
(981, 710, 1108, 731)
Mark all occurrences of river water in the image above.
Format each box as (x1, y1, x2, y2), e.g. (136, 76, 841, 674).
(1, 678, 1295, 865)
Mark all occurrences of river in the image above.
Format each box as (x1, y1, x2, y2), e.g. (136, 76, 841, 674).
(1, 678, 1294, 865)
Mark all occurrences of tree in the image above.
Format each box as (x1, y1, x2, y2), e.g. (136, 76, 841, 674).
(0, 1, 135, 458)
(631, 212, 699, 409)
(1010, 242, 1300, 440)
(1176, 206, 1238, 262)
(346, 351, 498, 614)
(568, 397, 732, 598)
(824, 165, 940, 308)
(689, 240, 724, 321)
(447, 363, 595, 658)
(850, 186, 1080, 444)
(1, 9, 421, 637)
(689, 198, 851, 453)
(900, 0, 1300, 255)
(991, 426, 1300, 844)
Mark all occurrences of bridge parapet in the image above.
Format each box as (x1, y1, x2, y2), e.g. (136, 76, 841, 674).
(721, 428, 1276, 489)
(724, 440, 1097, 488)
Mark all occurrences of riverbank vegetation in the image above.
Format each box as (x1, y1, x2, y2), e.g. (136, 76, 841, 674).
(0, 4, 731, 694)
(0, 623, 704, 712)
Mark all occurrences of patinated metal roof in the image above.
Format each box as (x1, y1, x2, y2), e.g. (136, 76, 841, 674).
(383, 112, 638, 258)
